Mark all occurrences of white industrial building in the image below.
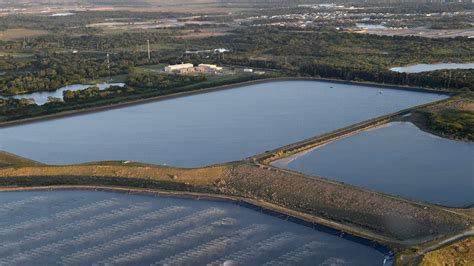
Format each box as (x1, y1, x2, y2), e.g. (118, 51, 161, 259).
(164, 63, 195, 73)
(197, 64, 223, 73)
(164, 63, 223, 74)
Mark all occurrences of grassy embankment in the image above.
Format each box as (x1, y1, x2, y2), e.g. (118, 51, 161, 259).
(0, 151, 472, 251)
(0, 151, 43, 168)
(402, 93, 474, 141)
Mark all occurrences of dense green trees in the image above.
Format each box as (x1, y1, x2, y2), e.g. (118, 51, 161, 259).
(299, 64, 473, 90)
(0, 11, 183, 32)
(420, 108, 474, 141)
(62, 85, 136, 104)
(0, 98, 43, 117)
(201, 27, 473, 90)
(0, 52, 145, 95)
(126, 72, 206, 90)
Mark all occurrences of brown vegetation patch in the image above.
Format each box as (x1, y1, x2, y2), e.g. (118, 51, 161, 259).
(0, 28, 49, 40)
(178, 29, 231, 39)
(0, 163, 228, 187)
(421, 237, 474, 265)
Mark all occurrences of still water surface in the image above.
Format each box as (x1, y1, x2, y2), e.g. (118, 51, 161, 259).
(390, 63, 474, 73)
(356, 23, 387, 29)
(0, 190, 389, 265)
(273, 122, 474, 207)
(0, 80, 446, 166)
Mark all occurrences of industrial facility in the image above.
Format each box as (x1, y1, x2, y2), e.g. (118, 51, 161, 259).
(164, 63, 223, 75)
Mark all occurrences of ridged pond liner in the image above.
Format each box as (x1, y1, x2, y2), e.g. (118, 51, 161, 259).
(0, 186, 394, 259)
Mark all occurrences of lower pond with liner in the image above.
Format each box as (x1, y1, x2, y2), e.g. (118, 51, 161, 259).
(272, 122, 474, 207)
(0, 189, 390, 265)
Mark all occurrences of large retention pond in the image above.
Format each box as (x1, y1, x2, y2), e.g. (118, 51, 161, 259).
(0, 80, 446, 167)
(0, 190, 389, 265)
(273, 122, 474, 207)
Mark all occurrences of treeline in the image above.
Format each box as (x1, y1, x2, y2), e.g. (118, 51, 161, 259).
(0, 53, 126, 95)
(62, 85, 135, 104)
(299, 64, 473, 90)
(0, 56, 35, 71)
(194, 27, 473, 90)
(206, 27, 474, 67)
(0, 11, 183, 32)
(58, 72, 206, 104)
(419, 108, 474, 141)
(127, 72, 206, 90)
(0, 52, 161, 95)
(0, 97, 56, 117)
(30, 31, 178, 51)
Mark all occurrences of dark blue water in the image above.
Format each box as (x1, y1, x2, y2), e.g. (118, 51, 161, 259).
(0, 190, 388, 265)
(0, 80, 446, 167)
(274, 122, 474, 207)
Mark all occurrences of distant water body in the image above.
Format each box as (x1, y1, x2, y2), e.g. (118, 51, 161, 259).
(273, 122, 474, 207)
(0, 190, 389, 265)
(390, 63, 474, 73)
(1, 83, 124, 105)
(0, 80, 446, 166)
(356, 23, 387, 29)
(50, 13, 76, 17)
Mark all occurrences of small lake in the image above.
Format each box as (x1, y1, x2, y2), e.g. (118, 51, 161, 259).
(50, 13, 76, 17)
(0, 80, 447, 167)
(1, 83, 125, 105)
(0, 190, 389, 265)
(356, 23, 387, 29)
(273, 122, 474, 207)
(390, 63, 474, 73)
